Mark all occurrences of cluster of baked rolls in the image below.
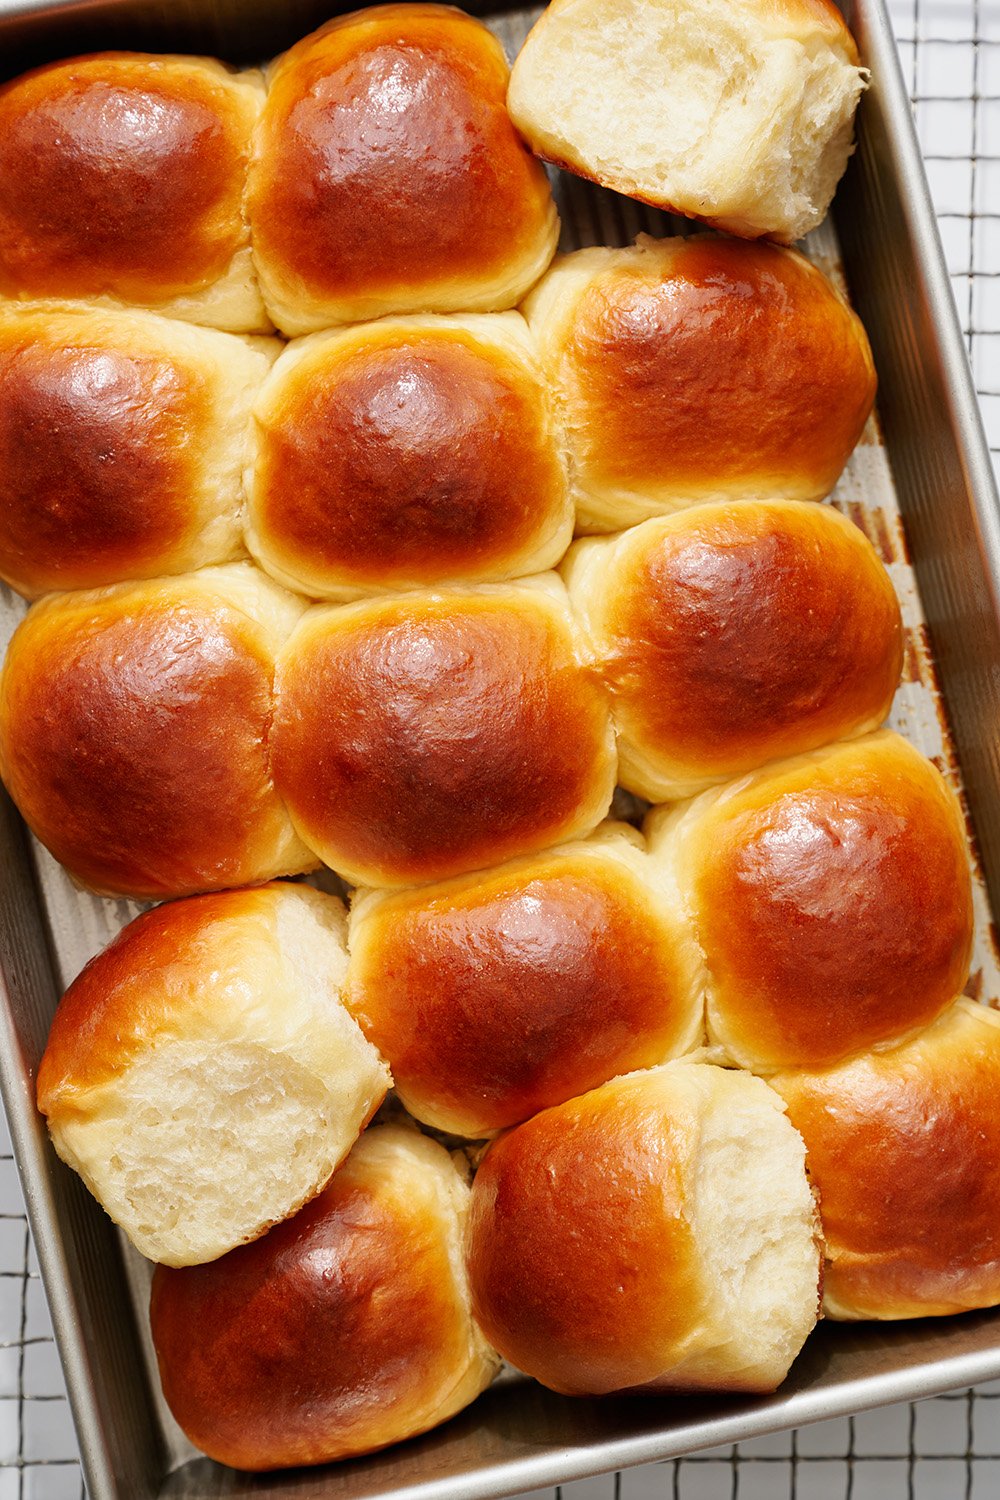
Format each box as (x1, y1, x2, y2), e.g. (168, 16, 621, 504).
(0, 0, 992, 1478)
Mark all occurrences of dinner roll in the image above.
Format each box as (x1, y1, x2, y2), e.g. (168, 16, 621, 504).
(524, 236, 876, 532)
(346, 823, 703, 1136)
(0, 305, 276, 599)
(507, 0, 866, 242)
(564, 502, 902, 801)
(0, 564, 316, 899)
(247, 313, 572, 600)
(772, 1001, 1000, 1320)
(271, 577, 617, 888)
(0, 54, 266, 330)
(37, 885, 389, 1267)
(247, 5, 559, 334)
(647, 732, 974, 1073)
(466, 1062, 820, 1395)
(150, 1124, 499, 1468)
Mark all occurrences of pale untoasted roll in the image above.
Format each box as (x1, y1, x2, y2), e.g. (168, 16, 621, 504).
(0, 564, 316, 899)
(37, 885, 389, 1267)
(247, 314, 572, 601)
(0, 54, 267, 331)
(564, 502, 902, 801)
(524, 237, 876, 532)
(247, 5, 559, 334)
(647, 733, 974, 1073)
(346, 823, 703, 1136)
(0, 305, 276, 599)
(508, 0, 866, 243)
(150, 1124, 499, 1468)
(271, 577, 617, 887)
(467, 1063, 820, 1395)
(772, 1001, 1000, 1320)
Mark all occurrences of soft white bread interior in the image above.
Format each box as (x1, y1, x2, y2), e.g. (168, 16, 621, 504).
(37, 884, 390, 1266)
(466, 1061, 821, 1395)
(507, 0, 867, 242)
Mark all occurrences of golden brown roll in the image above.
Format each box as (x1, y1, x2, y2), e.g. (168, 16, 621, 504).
(346, 823, 703, 1136)
(507, 0, 866, 243)
(247, 5, 559, 334)
(564, 502, 902, 801)
(466, 1062, 821, 1396)
(0, 54, 267, 331)
(37, 885, 390, 1267)
(772, 1001, 1000, 1320)
(0, 305, 276, 599)
(0, 564, 316, 899)
(647, 732, 974, 1073)
(247, 313, 572, 600)
(524, 236, 876, 533)
(271, 577, 617, 888)
(150, 1124, 499, 1469)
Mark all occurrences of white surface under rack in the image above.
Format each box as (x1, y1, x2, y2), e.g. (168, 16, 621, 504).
(2, 2, 999, 1497)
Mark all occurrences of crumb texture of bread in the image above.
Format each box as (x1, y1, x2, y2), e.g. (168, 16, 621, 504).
(772, 1001, 1000, 1320)
(508, 0, 867, 242)
(37, 884, 390, 1267)
(149, 1124, 499, 1467)
(466, 1062, 820, 1396)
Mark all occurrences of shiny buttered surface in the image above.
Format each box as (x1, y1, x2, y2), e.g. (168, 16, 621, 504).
(247, 4, 559, 333)
(270, 579, 618, 887)
(247, 313, 572, 600)
(37, 885, 389, 1267)
(772, 1002, 1000, 1320)
(525, 237, 876, 531)
(648, 733, 974, 1073)
(345, 823, 704, 1135)
(466, 1063, 822, 1396)
(564, 501, 903, 800)
(150, 1126, 499, 1470)
(0, 565, 316, 898)
(0, 54, 266, 330)
(2, 0, 990, 1481)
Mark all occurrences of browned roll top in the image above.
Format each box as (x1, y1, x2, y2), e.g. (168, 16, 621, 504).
(247, 4, 558, 330)
(772, 1001, 1000, 1320)
(271, 582, 617, 887)
(650, 732, 974, 1071)
(248, 316, 571, 598)
(346, 826, 703, 1135)
(0, 53, 259, 309)
(0, 567, 313, 898)
(149, 1126, 498, 1470)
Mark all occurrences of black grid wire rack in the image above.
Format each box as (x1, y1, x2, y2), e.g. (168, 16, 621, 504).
(1, 2, 999, 1497)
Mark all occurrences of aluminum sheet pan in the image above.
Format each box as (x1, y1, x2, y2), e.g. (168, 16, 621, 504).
(1, 0, 1000, 1495)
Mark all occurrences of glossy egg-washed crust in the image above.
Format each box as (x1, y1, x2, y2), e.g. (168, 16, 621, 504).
(346, 827, 704, 1136)
(247, 4, 558, 330)
(653, 732, 973, 1072)
(0, 571, 314, 899)
(249, 317, 570, 598)
(565, 501, 902, 799)
(150, 1126, 498, 1470)
(772, 1001, 1000, 1319)
(526, 238, 875, 521)
(0, 54, 260, 305)
(271, 584, 617, 888)
(36, 885, 316, 1114)
(0, 306, 262, 599)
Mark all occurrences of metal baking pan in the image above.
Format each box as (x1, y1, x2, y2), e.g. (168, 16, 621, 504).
(2, 0, 1000, 1495)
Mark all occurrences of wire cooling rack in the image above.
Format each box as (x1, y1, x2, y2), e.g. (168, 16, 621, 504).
(0, 2, 997, 1497)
